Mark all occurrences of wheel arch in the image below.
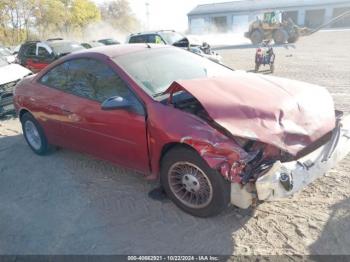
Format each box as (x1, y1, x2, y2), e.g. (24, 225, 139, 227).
(19, 108, 31, 121)
(159, 142, 198, 167)
(156, 137, 244, 184)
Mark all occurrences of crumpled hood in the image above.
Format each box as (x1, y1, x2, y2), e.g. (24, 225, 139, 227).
(167, 71, 336, 155)
(0, 63, 32, 86)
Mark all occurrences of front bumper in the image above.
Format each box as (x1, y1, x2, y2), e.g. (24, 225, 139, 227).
(256, 114, 350, 201)
(0, 92, 15, 117)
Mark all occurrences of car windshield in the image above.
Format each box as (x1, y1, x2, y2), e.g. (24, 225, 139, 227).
(115, 47, 233, 97)
(49, 41, 85, 55)
(159, 32, 186, 45)
(0, 47, 11, 57)
(100, 39, 119, 45)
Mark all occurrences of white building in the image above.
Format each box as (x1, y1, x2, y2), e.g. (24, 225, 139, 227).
(188, 0, 350, 34)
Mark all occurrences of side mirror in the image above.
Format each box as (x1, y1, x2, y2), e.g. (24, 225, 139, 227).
(101, 96, 132, 111)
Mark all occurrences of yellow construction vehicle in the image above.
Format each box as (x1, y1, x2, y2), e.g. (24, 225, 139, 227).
(245, 10, 350, 45)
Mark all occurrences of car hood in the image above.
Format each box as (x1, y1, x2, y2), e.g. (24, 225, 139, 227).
(0, 63, 31, 86)
(166, 71, 336, 155)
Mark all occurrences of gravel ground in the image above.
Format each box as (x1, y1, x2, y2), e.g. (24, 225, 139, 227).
(0, 30, 349, 255)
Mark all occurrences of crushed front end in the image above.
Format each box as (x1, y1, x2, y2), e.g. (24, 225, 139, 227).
(232, 113, 350, 208)
(256, 113, 350, 201)
(163, 75, 350, 209)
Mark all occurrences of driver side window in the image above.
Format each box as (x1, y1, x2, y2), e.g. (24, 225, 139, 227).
(40, 58, 144, 114)
(65, 58, 134, 103)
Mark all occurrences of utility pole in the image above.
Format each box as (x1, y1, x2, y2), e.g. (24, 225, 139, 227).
(145, 2, 150, 30)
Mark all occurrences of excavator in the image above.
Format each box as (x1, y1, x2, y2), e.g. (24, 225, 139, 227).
(244, 10, 350, 45)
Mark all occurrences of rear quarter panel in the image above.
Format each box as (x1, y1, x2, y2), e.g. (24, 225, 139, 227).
(14, 75, 63, 145)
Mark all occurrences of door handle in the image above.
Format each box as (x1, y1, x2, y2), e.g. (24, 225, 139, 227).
(61, 108, 72, 114)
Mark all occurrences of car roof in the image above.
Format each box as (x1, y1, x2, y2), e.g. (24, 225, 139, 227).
(129, 30, 176, 36)
(22, 40, 78, 46)
(73, 44, 170, 58)
(47, 40, 80, 45)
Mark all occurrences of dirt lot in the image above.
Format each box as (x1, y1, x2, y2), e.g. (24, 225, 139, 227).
(0, 30, 350, 255)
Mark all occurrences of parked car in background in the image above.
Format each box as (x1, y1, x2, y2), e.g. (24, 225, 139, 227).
(14, 44, 350, 217)
(126, 30, 222, 63)
(81, 41, 104, 49)
(16, 39, 85, 73)
(0, 45, 16, 63)
(11, 44, 21, 55)
(97, 38, 120, 45)
(0, 57, 31, 117)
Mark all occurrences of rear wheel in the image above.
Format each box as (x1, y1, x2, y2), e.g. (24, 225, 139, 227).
(255, 63, 260, 72)
(21, 113, 51, 155)
(287, 32, 300, 43)
(250, 30, 263, 45)
(273, 29, 288, 44)
(160, 147, 230, 217)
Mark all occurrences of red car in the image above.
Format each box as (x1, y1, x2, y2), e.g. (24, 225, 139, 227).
(17, 40, 85, 73)
(14, 44, 350, 217)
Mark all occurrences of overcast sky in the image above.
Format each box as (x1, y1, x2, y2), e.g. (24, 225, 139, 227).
(94, 0, 231, 31)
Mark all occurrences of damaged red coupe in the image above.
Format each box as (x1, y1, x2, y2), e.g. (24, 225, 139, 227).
(14, 45, 350, 217)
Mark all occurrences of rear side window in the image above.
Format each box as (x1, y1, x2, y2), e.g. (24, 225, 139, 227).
(26, 44, 36, 56)
(66, 58, 133, 102)
(129, 35, 148, 43)
(39, 58, 135, 103)
(39, 62, 69, 89)
(147, 34, 165, 44)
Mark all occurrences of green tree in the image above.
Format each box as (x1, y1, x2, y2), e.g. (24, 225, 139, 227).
(70, 0, 101, 28)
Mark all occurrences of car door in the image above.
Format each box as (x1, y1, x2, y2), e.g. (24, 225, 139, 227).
(55, 58, 150, 173)
(34, 61, 72, 146)
(21, 43, 36, 69)
(24, 43, 52, 72)
(33, 45, 55, 71)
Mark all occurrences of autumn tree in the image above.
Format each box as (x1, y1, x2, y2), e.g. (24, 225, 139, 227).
(0, 0, 139, 44)
(34, 0, 66, 39)
(100, 0, 140, 33)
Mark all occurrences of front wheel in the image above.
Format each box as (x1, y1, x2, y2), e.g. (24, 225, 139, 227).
(160, 147, 230, 217)
(273, 29, 288, 44)
(250, 30, 263, 45)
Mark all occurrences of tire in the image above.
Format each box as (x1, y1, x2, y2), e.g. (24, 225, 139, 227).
(250, 30, 263, 45)
(287, 33, 299, 43)
(21, 112, 51, 155)
(273, 29, 288, 44)
(160, 146, 230, 217)
(255, 63, 260, 72)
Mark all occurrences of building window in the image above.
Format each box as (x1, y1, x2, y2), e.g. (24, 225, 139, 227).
(190, 18, 206, 34)
(282, 11, 299, 25)
(232, 15, 249, 32)
(305, 9, 326, 28)
(212, 16, 228, 32)
(332, 7, 350, 28)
